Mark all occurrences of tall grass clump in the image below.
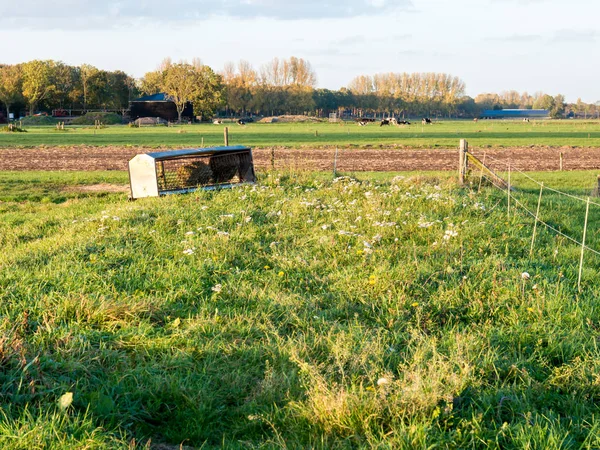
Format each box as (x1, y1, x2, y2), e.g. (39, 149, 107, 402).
(1, 170, 600, 448)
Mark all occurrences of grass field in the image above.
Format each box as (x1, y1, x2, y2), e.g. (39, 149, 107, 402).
(3, 169, 600, 448)
(2, 120, 600, 149)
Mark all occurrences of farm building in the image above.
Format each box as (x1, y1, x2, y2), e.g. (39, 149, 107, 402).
(481, 109, 550, 119)
(129, 93, 194, 122)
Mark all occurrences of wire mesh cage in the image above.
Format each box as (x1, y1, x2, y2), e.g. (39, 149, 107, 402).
(128, 146, 256, 199)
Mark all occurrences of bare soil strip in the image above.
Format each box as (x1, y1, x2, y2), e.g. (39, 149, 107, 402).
(1, 146, 599, 172)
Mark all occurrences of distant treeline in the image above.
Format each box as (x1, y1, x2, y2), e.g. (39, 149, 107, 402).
(1, 58, 598, 121)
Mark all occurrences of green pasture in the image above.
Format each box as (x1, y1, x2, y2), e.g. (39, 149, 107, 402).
(3, 169, 600, 448)
(2, 120, 600, 148)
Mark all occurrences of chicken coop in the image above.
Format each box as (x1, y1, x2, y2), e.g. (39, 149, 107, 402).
(128, 146, 256, 199)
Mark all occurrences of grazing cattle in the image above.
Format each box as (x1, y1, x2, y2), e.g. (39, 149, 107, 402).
(380, 119, 390, 127)
(237, 119, 246, 126)
(473, 118, 478, 123)
(523, 118, 530, 123)
(398, 120, 411, 125)
(358, 121, 367, 126)
(213, 119, 223, 125)
(389, 118, 398, 125)
(422, 117, 432, 125)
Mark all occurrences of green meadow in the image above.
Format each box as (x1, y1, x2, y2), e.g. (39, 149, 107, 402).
(2, 169, 600, 448)
(2, 120, 600, 148)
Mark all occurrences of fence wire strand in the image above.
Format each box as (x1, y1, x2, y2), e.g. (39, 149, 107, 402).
(475, 153, 600, 208)
(478, 167, 600, 258)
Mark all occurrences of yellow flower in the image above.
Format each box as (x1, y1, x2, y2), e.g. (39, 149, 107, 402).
(264, 265, 270, 270)
(356, 250, 363, 255)
(411, 302, 419, 307)
(527, 307, 534, 313)
(369, 275, 376, 285)
(278, 271, 285, 277)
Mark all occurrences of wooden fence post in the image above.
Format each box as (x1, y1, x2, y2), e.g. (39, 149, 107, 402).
(458, 139, 468, 185)
(560, 152, 564, 171)
(224, 127, 229, 146)
(271, 148, 276, 171)
(333, 147, 339, 177)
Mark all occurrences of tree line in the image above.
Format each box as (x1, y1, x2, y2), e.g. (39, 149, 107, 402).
(1, 57, 598, 121)
(0, 60, 137, 119)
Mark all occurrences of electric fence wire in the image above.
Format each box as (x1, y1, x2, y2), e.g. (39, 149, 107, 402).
(479, 171, 600, 258)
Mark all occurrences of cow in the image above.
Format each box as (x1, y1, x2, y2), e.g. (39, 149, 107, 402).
(237, 119, 246, 126)
(523, 118, 530, 123)
(422, 117, 432, 125)
(213, 119, 223, 125)
(398, 120, 411, 125)
(358, 121, 367, 126)
(473, 118, 478, 123)
(389, 118, 398, 125)
(380, 119, 391, 127)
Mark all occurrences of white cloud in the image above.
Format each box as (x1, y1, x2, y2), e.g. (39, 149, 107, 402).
(0, 0, 414, 29)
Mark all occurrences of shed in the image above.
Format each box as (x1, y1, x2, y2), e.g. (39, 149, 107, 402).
(129, 93, 194, 122)
(128, 146, 256, 199)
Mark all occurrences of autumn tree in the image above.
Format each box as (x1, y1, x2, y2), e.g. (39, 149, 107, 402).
(21, 60, 56, 115)
(550, 94, 566, 119)
(193, 65, 225, 121)
(79, 64, 100, 111)
(0, 64, 22, 120)
(139, 58, 172, 95)
(52, 63, 80, 109)
(162, 63, 200, 122)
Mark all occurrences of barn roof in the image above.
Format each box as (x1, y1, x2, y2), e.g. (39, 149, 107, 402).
(133, 93, 172, 102)
(482, 109, 550, 118)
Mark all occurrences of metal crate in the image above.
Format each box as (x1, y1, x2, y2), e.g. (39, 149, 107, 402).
(128, 146, 256, 199)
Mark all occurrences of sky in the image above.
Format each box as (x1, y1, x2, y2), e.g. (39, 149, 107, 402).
(0, 0, 598, 103)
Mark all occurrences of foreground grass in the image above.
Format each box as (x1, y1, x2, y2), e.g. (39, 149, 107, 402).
(2, 120, 600, 148)
(2, 170, 600, 448)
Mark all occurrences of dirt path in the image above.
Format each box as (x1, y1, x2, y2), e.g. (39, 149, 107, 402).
(1, 146, 600, 172)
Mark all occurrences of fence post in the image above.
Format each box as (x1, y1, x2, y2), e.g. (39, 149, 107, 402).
(333, 147, 339, 177)
(530, 182, 544, 257)
(560, 152, 564, 171)
(458, 139, 468, 185)
(271, 148, 276, 171)
(224, 127, 229, 146)
(578, 197, 591, 292)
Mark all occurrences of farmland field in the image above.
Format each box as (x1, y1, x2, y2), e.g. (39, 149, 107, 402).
(3, 169, 600, 448)
(2, 120, 600, 149)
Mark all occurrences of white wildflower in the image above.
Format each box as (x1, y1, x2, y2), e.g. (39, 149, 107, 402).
(521, 272, 530, 280)
(185, 231, 195, 236)
(211, 284, 222, 293)
(183, 248, 195, 255)
(377, 378, 390, 386)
